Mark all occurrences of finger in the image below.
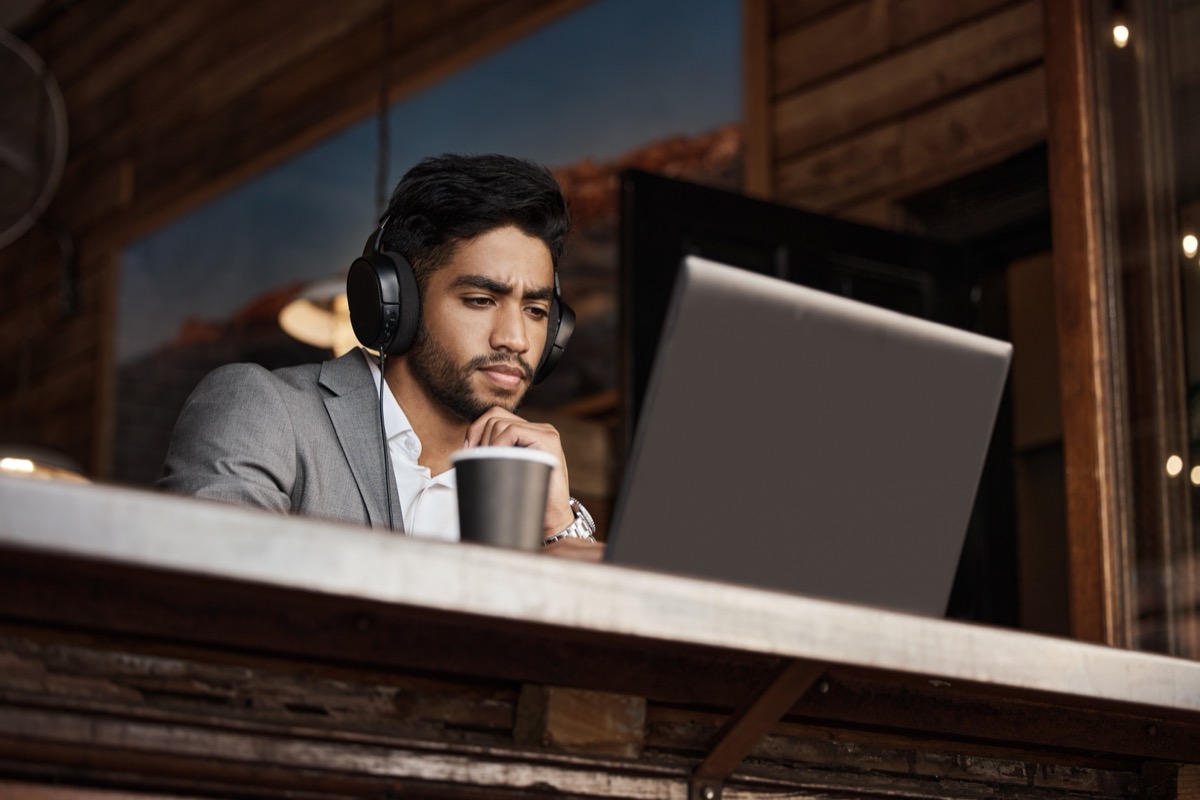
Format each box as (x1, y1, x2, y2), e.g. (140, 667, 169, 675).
(465, 407, 516, 447)
(489, 421, 560, 452)
(480, 416, 519, 447)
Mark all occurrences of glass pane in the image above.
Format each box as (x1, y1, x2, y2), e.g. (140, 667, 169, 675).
(1098, 0, 1200, 656)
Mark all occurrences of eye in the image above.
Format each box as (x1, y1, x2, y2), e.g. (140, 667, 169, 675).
(525, 305, 549, 320)
(464, 296, 495, 308)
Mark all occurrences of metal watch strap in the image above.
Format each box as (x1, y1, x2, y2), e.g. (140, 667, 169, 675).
(542, 497, 596, 545)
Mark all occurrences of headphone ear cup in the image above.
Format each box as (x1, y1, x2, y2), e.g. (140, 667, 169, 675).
(347, 251, 420, 355)
(534, 295, 574, 384)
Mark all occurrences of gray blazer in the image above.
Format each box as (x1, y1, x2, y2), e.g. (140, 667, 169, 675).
(158, 349, 403, 531)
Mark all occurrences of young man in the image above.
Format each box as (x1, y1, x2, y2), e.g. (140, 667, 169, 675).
(159, 154, 600, 559)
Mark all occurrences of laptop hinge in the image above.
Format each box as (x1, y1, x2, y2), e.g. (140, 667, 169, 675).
(688, 658, 826, 800)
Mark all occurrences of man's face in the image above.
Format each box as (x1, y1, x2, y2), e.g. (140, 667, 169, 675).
(405, 225, 554, 421)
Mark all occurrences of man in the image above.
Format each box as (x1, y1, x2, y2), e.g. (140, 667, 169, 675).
(159, 154, 600, 560)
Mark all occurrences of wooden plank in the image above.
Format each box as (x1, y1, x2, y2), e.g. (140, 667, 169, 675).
(894, 66, 1046, 194)
(646, 705, 1141, 778)
(186, 0, 385, 115)
(64, 0, 381, 155)
(109, 0, 593, 247)
(772, 0, 852, 33)
(773, 0, 1024, 98)
(1042, 0, 1129, 646)
(48, 0, 177, 87)
(0, 632, 519, 739)
(776, 67, 1045, 212)
(62, 3, 233, 109)
(791, 671, 1200, 763)
(20, 0, 124, 62)
(60, 0, 474, 170)
(1145, 763, 1200, 800)
(776, 122, 899, 210)
(890, 0, 1019, 48)
(0, 782, 194, 800)
(742, 0, 774, 198)
(773, 0, 891, 96)
(0, 706, 687, 799)
(515, 686, 647, 758)
(773, 0, 1043, 160)
(61, 0, 248, 153)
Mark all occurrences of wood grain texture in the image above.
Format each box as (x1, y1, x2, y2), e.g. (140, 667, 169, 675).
(515, 686, 647, 757)
(773, 0, 1042, 160)
(743, 0, 774, 198)
(1041, 0, 1127, 646)
(776, 67, 1046, 212)
(0, 481, 1193, 795)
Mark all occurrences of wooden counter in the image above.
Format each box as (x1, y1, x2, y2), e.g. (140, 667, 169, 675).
(0, 476, 1196, 798)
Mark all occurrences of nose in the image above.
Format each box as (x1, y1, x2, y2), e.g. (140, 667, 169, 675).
(489, 301, 530, 354)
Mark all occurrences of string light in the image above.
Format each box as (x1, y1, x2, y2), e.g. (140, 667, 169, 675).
(1112, 21, 1130, 47)
(1112, 1, 1130, 48)
(1183, 233, 1198, 258)
(1166, 455, 1184, 477)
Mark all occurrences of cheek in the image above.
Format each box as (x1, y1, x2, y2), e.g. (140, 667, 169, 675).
(425, 301, 485, 352)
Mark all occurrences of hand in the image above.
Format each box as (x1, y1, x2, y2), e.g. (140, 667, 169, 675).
(465, 407, 575, 538)
(541, 538, 605, 562)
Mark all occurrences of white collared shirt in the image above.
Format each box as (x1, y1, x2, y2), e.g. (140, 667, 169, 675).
(363, 351, 459, 542)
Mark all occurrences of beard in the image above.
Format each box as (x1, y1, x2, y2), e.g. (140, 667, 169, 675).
(406, 326, 534, 422)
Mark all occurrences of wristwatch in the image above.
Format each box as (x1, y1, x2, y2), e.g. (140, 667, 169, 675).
(542, 497, 597, 545)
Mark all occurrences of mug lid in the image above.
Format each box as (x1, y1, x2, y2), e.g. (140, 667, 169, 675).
(450, 445, 557, 468)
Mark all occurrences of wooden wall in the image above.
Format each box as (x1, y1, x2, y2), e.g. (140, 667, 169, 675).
(0, 0, 589, 477)
(745, 0, 1046, 227)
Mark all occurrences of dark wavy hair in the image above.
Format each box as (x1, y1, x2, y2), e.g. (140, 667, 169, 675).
(380, 154, 570, 287)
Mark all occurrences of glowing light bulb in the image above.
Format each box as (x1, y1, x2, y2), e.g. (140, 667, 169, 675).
(1190, 466, 1200, 486)
(1166, 455, 1184, 477)
(1113, 22, 1130, 47)
(1183, 234, 1198, 258)
(0, 457, 34, 473)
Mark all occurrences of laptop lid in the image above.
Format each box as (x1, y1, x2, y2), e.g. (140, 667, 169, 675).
(605, 256, 1013, 616)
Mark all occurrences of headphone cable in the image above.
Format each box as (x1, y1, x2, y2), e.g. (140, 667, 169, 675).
(378, 350, 395, 529)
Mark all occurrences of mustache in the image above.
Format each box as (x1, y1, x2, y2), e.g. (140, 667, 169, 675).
(466, 354, 534, 381)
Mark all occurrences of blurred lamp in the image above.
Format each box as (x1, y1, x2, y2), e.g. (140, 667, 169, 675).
(278, 276, 359, 356)
(0, 446, 89, 483)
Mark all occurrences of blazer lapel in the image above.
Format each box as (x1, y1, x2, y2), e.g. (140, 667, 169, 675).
(320, 350, 403, 532)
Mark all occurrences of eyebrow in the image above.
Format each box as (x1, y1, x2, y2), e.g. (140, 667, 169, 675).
(449, 274, 553, 301)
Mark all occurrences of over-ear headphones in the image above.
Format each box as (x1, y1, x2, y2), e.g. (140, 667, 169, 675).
(345, 219, 574, 384)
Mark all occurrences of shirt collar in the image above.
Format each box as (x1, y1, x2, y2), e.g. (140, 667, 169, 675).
(362, 349, 418, 449)
(360, 351, 458, 488)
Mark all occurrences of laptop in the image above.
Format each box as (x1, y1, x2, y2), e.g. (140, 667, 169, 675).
(605, 256, 1013, 616)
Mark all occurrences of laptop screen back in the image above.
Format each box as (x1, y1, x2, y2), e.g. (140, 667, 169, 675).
(605, 256, 1012, 616)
